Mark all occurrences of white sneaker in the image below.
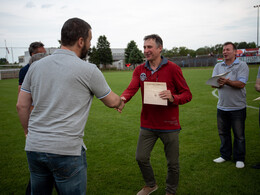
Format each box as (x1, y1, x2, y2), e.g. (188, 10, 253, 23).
(213, 157, 226, 163)
(236, 161, 245, 168)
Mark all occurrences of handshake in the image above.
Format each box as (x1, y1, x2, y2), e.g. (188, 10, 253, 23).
(115, 96, 126, 113)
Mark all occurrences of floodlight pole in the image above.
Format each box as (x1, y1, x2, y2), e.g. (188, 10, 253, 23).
(254, 5, 260, 48)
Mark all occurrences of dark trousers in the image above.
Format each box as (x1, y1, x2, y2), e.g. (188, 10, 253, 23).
(136, 129, 179, 194)
(217, 108, 246, 162)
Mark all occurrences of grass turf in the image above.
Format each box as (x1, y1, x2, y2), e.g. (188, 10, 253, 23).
(0, 66, 259, 194)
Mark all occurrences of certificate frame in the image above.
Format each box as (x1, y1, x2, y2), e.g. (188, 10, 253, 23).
(143, 81, 167, 106)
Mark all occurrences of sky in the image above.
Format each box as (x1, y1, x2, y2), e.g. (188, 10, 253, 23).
(0, 0, 260, 63)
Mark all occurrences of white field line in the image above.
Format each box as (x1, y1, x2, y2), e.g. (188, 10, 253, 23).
(212, 89, 258, 110)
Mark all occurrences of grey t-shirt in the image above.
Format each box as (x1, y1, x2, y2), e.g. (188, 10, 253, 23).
(212, 58, 249, 111)
(21, 49, 111, 156)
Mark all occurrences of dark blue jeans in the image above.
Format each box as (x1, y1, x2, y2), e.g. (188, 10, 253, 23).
(26, 148, 87, 195)
(217, 108, 246, 162)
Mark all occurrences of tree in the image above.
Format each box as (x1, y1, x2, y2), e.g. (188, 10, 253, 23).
(88, 46, 100, 67)
(187, 49, 196, 57)
(237, 42, 248, 49)
(58, 40, 62, 48)
(196, 47, 208, 56)
(178, 47, 190, 57)
(214, 44, 223, 55)
(162, 47, 196, 58)
(171, 47, 180, 56)
(125, 40, 138, 64)
(129, 46, 144, 68)
(248, 42, 257, 48)
(0, 58, 8, 65)
(97, 35, 112, 69)
(162, 48, 176, 58)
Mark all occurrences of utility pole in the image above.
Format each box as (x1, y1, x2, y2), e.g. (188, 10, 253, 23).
(254, 5, 260, 48)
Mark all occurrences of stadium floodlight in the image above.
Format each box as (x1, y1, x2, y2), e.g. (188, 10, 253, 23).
(254, 5, 260, 48)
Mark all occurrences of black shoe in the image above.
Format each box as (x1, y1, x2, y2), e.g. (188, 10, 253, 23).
(252, 163, 260, 169)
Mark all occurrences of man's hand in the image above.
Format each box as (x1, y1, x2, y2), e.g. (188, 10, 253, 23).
(159, 90, 174, 103)
(255, 78, 260, 92)
(115, 96, 126, 113)
(217, 77, 246, 89)
(217, 77, 229, 87)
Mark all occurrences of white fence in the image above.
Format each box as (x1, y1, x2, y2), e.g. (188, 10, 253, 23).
(238, 56, 260, 64)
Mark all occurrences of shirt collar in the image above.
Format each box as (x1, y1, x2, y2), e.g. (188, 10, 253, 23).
(53, 48, 78, 57)
(145, 56, 168, 72)
(221, 58, 240, 67)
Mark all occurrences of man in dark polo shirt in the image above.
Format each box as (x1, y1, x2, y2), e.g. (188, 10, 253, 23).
(18, 42, 46, 93)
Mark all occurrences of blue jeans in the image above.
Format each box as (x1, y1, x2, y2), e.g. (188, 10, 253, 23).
(217, 108, 246, 162)
(26, 148, 87, 195)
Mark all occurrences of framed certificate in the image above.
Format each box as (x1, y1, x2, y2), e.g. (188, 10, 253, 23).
(144, 82, 167, 106)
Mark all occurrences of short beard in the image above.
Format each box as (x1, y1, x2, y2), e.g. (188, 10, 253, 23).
(80, 44, 88, 60)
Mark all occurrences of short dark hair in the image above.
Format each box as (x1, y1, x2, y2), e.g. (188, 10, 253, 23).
(61, 18, 92, 46)
(223, 42, 237, 50)
(144, 34, 163, 48)
(29, 42, 44, 56)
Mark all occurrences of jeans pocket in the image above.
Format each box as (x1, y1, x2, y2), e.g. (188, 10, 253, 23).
(51, 154, 85, 179)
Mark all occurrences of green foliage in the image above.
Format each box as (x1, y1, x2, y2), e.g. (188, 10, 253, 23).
(235, 41, 257, 49)
(162, 47, 196, 58)
(196, 47, 210, 56)
(214, 44, 223, 55)
(96, 35, 113, 68)
(248, 42, 257, 48)
(162, 41, 257, 57)
(57, 40, 61, 48)
(162, 48, 175, 58)
(0, 58, 8, 65)
(125, 40, 138, 64)
(88, 46, 100, 66)
(129, 46, 144, 68)
(178, 46, 189, 56)
(1, 66, 259, 194)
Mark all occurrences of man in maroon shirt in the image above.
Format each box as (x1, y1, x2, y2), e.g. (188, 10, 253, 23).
(120, 34, 192, 195)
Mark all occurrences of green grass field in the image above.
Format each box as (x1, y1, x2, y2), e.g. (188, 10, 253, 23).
(0, 66, 260, 194)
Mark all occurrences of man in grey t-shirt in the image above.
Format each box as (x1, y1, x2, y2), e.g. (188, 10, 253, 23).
(211, 42, 249, 169)
(16, 18, 124, 194)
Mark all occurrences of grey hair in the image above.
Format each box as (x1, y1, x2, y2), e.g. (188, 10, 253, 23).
(144, 34, 163, 48)
(29, 53, 48, 65)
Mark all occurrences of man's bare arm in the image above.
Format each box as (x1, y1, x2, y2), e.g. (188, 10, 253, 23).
(16, 91, 32, 136)
(255, 78, 260, 92)
(100, 91, 125, 111)
(218, 77, 246, 89)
